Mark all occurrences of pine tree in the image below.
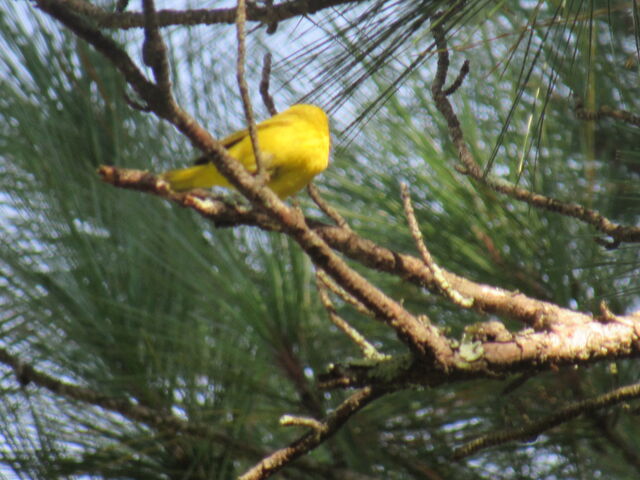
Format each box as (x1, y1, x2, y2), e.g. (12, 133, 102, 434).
(1, 1, 639, 478)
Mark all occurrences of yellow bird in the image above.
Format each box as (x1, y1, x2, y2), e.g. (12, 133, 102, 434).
(161, 104, 330, 199)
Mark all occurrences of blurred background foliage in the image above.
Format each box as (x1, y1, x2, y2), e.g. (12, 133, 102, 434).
(0, 0, 639, 478)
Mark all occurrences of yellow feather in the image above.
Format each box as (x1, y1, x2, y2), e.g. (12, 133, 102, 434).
(161, 104, 330, 199)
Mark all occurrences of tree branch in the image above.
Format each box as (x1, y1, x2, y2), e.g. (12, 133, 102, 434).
(308, 183, 352, 231)
(429, 20, 640, 245)
(236, 0, 266, 177)
(0, 346, 260, 457)
(453, 381, 640, 460)
(141, 0, 171, 93)
(401, 182, 473, 308)
(260, 52, 278, 116)
(89, 0, 369, 30)
(239, 386, 386, 480)
(36, 0, 155, 98)
(316, 269, 372, 318)
(575, 96, 640, 127)
(316, 270, 387, 360)
(0, 346, 367, 477)
(98, 166, 603, 330)
(318, 315, 640, 389)
(37, 0, 448, 360)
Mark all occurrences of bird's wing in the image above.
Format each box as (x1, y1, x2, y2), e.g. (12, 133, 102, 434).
(193, 116, 290, 165)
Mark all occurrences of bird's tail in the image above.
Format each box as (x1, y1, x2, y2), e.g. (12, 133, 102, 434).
(161, 164, 230, 192)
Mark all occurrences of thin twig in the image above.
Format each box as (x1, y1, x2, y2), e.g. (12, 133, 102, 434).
(317, 269, 371, 318)
(36, 0, 155, 98)
(575, 96, 640, 127)
(280, 414, 324, 431)
(141, 0, 171, 93)
(260, 53, 278, 116)
(443, 59, 469, 96)
(316, 270, 386, 360)
(239, 386, 386, 480)
(400, 183, 473, 308)
(453, 381, 640, 460)
(308, 183, 351, 231)
(236, 0, 266, 178)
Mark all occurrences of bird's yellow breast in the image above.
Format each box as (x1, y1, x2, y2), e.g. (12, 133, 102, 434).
(226, 105, 331, 198)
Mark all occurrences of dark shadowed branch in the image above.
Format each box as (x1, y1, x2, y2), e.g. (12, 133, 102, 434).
(260, 52, 278, 116)
(91, 0, 367, 30)
(575, 96, 640, 127)
(453, 381, 640, 460)
(0, 347, 378, 478)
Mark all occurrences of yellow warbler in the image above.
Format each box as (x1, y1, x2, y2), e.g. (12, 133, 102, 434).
(161, 104, 330, 199)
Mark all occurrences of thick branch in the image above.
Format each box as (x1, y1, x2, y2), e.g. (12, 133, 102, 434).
(318, 315, 640, 389)
(98, 166, 600, 330)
